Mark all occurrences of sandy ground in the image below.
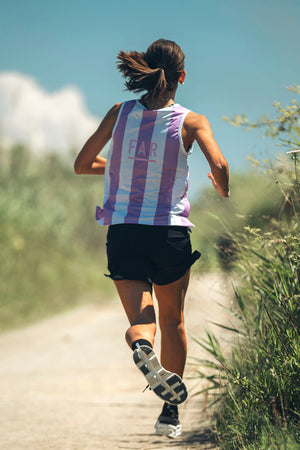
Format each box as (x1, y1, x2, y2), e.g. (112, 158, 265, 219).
(0, 273, 235, 450)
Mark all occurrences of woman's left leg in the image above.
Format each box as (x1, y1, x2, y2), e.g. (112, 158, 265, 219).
(114, 279, 156, 348)
(154, 269, 190, 377)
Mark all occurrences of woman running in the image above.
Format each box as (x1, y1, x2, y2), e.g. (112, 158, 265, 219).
(74, 38, 229, 439)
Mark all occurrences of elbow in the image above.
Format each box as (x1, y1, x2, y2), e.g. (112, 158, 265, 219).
(74, 165, 81, 175)
(74, 159, 82, 175)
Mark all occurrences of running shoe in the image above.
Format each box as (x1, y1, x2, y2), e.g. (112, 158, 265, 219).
(132, 345, 188, 405)
(155, 402, 181, 438)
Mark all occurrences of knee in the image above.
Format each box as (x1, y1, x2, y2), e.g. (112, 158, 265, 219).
(159, 313, 184, 331)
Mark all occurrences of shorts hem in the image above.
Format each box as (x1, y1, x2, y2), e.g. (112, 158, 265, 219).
(105, 250, 201, 286)
(152, 250, 201, 285)
(104, 273, 153, 284)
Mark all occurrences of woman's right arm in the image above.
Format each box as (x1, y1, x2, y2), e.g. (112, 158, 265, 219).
(183, 112, 230, 198)
(74, 103, 121, 175)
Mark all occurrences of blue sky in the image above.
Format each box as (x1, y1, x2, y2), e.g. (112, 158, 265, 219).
(1, 0, 299, 196)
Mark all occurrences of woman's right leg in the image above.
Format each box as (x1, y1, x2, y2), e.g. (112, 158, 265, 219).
(115, 277, 188, 406)
(114, 279, 156, 348)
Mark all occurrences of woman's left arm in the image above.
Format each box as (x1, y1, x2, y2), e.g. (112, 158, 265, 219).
(74, 103, 121, 175)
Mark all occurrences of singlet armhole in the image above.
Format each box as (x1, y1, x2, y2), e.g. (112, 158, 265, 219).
(111, 101, 135, 137)
(178, 110, 194, 156)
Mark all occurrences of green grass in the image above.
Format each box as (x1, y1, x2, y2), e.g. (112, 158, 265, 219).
(189, 166, 283, 272)
(190, 223, 300, 449)
(189, 86, 300, 448)
(0, 145, 114, 331)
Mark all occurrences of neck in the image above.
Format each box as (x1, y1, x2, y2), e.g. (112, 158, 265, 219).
(141, 90, 177, 110)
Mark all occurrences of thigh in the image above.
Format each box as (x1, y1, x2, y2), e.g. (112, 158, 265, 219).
(114, 279, 156, 326)
(154, 269, 190, 323)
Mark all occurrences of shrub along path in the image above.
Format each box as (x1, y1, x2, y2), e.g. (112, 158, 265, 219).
(0, 273, 234, 450)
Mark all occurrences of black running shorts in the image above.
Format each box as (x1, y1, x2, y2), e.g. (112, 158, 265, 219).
(105, 224, 201, 285)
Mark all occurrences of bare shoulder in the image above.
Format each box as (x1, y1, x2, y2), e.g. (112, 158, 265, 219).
(95, 103, 122, 134)
(182, 112, 213, 146)
(103, 102, 122, 122)
(110, 102, 122, 113)
(184, 111, 211, 132)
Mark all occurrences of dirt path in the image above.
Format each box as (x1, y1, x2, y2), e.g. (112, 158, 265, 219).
(0, 273, 234, 450)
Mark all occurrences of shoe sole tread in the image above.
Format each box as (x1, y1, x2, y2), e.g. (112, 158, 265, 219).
(133, 345, 187, 405)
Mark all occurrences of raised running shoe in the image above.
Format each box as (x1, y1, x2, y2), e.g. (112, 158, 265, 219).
(133, 345, 188, 405)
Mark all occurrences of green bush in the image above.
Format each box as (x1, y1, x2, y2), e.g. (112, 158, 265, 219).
(191, 213, 300, 449)
(190, 86, 300, 448)
(0, 145, 113, 331)
(189, 168, 283, 272)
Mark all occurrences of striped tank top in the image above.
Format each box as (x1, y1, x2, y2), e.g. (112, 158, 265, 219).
(96, 99, 194, 227)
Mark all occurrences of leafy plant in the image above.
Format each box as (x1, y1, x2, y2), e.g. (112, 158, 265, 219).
(190, 86, 300, 448)
(190, 226, 300, 448)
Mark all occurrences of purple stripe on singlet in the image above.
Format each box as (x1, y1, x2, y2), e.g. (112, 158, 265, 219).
(154, 110, 182, 225)
(103, 100, 136, 225)
(124, 110, 157, 223)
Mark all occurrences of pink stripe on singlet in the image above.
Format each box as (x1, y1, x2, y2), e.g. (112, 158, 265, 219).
(154, 110, 182, 225)
(181, 178, 190, 222)
(124, 110, 157, 223)
(103, 100, 136, 225)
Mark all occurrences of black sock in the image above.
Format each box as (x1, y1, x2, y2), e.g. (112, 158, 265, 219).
(165, 402, 178, 413)
(163, 402, 178, 417)
(131, 339, 153, 351)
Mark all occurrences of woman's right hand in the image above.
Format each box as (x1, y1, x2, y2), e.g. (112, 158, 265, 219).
(208, 172, 230, 198)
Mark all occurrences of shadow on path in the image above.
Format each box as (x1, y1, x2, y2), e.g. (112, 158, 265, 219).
(116, 427, 218, 449)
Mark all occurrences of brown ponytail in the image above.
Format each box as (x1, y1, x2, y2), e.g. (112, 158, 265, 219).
(117, 39, 185, 100)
